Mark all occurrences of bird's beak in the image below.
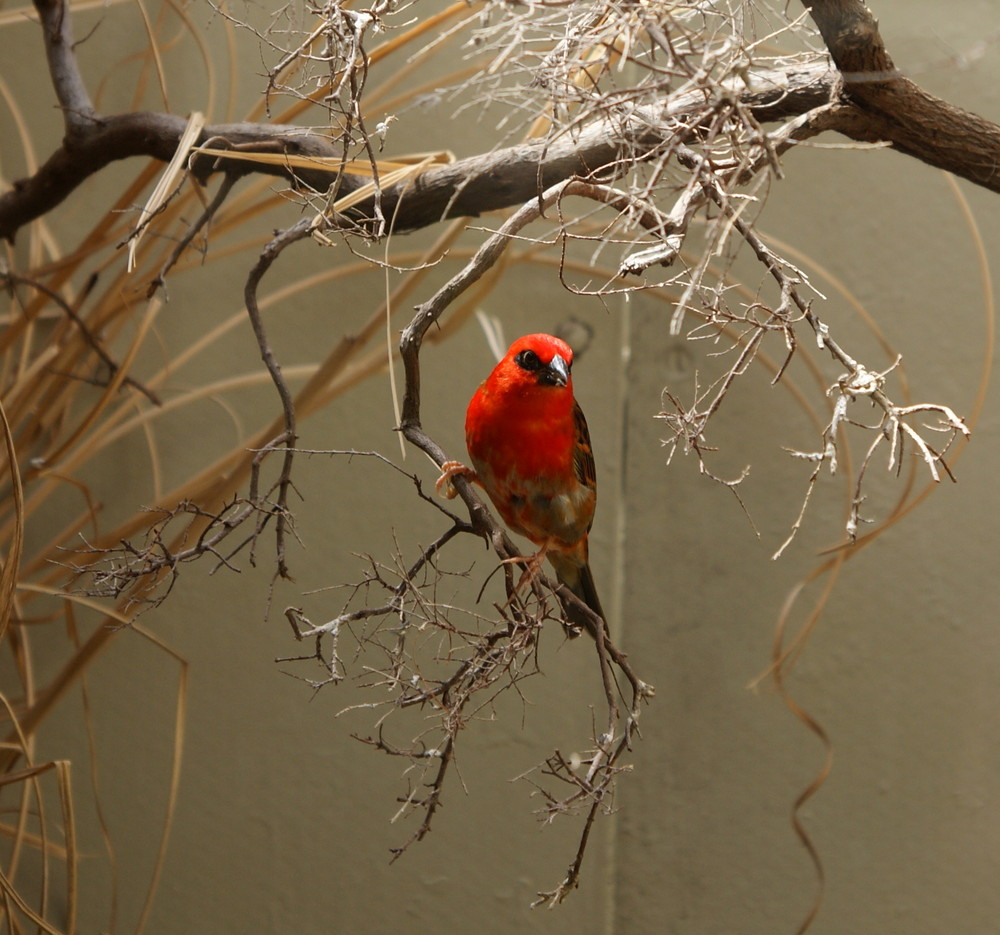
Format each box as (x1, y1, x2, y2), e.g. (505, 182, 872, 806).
(542, 353, 570, 387)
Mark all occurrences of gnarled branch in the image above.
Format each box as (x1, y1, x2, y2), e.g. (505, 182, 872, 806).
(801, 0, 1000, 190)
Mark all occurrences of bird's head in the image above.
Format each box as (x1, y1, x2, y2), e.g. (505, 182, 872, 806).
(500, 333, 574, 391)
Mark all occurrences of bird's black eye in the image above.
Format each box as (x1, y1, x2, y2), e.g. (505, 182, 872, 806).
(515, 349, 542, 372)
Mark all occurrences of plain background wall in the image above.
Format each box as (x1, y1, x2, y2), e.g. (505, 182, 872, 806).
(5, 1, 1000, 933)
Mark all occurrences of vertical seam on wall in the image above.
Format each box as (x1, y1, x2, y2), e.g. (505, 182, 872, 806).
(601, 294, 632, 935)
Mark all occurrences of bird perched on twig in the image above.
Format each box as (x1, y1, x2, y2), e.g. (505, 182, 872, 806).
(437, 333, 605, 637)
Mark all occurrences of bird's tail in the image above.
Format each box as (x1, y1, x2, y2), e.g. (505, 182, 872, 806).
(546, 551, 606, 640)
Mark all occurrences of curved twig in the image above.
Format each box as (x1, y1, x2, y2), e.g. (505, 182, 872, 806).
(243, 217, 313, 579)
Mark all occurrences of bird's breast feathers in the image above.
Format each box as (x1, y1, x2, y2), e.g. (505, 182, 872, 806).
(470, 450, 595, 549)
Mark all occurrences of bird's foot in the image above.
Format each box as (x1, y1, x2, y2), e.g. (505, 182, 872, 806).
(435, 460, 476, 499)
(501, 542, 550, 595)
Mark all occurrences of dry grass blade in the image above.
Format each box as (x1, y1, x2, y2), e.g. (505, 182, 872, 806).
(134, 0, 171, 110)
(262, 0, 482, 124)
(191, 147, 453, 177)
(0, 398, 24, 642)
(2, 588, 134, 761)
(126, 112, 205, 271)
(323, 154, 456, 218)
(55, 759, 77, 935)
(36, 298, 162, 471)
(129, 625, 187, 935)
(0, 862, 67, 935)
(0, 75, 39, 176)
(0, 750, 77, 935)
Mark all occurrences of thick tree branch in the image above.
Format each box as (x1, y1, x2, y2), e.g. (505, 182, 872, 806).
(0, 58, 834, 243)
(803, 0, 1000, 190)
(366, 62, 837, 232)
(0, 115, 353, 242)
(6, 0, 1000, 247)
(804, 0, 895, 77)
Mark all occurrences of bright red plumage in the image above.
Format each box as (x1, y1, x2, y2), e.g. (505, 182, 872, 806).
(440, 333, 605, 637)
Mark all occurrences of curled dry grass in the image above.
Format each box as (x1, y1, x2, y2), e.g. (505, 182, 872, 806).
(0, 0, 482, 929)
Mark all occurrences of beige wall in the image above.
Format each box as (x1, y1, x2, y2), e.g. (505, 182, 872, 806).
(7, 2, 1000, 933)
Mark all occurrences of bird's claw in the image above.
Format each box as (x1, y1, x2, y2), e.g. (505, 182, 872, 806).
(435, 460, 476, 499)
(501, 543, 549, 593)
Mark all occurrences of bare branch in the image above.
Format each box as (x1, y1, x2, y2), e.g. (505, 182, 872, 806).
(34, 0, 95, 137)
(243, 219, 314, 580)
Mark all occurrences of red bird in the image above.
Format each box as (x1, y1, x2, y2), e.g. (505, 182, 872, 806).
(438, 333, 605, 637)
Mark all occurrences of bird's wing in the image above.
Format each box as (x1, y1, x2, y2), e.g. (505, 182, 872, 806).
(571, 401, 597, 491)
